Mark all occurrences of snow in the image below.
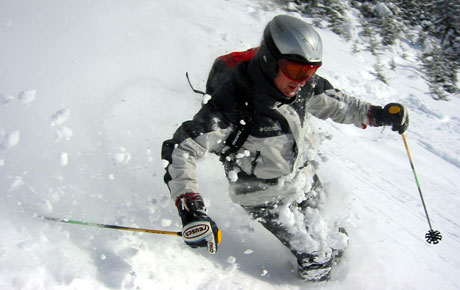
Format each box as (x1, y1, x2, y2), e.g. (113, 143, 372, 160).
(0, 0, 459, 289)
(0, 93, 15, 105)
(374, 3, 392, 18)
(227, 256, 237, 264)
(60, 152, 69, 167)
(49, 108, 71, 127)
(203, 94, 212, 104)
(0, 130, 20, 150)
(17, 89, 36, 104)
(55, 126, 73, 143)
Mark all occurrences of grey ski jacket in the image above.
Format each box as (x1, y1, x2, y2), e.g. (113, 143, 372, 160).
(162, 56, 375, 206)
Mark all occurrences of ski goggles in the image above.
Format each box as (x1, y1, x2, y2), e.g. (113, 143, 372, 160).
(278, 59, 322, 82)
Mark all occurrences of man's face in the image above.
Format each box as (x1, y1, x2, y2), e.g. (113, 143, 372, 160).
(274, 59, 321, 98)
(274, 68, 308, 98)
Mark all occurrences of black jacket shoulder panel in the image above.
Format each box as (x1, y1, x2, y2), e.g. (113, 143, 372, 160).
(314, 75, 334, 95)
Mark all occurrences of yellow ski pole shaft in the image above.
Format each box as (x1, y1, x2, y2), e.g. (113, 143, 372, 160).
(401, 133, 431, 228)
(401, 133, 442, 244)
(39, 215, 182, 236)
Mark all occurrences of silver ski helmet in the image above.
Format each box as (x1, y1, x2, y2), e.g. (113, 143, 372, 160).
(258, 15, 323, 80)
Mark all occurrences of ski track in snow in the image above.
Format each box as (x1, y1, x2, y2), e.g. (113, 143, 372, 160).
(1, 0, 460, 289)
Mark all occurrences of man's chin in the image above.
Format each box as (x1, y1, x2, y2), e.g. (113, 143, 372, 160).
(284, 89, 298, 98)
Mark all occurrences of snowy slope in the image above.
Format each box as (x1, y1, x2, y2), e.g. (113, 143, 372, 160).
(1, 1, 459, 289)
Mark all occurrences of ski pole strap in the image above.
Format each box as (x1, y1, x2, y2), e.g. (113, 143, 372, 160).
(185, 72, 206, 96)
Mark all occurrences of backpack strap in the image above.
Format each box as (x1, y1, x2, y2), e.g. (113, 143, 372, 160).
(219, 97, 254, 162)
(185, 69, 254, 163)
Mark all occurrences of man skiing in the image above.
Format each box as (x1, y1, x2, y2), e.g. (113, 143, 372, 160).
(161, 15, 408, 281)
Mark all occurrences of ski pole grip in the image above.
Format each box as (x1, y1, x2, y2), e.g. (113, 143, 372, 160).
(217, 230, 222, 244)
(388, 105, 401, 114)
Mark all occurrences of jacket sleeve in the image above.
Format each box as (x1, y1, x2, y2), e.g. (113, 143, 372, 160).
(161, 90, 236, 201)
(306, 77, 373, 128)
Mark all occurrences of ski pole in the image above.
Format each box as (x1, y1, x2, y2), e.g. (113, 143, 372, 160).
(39, 215, 182, 237)
(401, 133, 442, 244)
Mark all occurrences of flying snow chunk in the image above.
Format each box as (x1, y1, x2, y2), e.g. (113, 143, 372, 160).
(244, 249, 254, 255)
(60, 152, 69, 166)
(114, 152, 131, 164)
(18, 89, 36, 104)
(202, 94, 211, 104)
(227, 256, 236, 264)
(50, 108, 71, 127)
(235, 152, 246, 159)
(228, 171, 238, 182)
(161, 219, 172, 227)
(9, 176, 24, 192)
(38, 199, 53, 214)
(0, 93, 15, 105)
(0, 130, 20, 150)
(328, 229, 349, 252)
(55, 126, 73, 142)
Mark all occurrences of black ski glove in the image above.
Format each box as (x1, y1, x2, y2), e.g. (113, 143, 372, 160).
(175, 193, 220, 254)
(369, 103, 409, 134)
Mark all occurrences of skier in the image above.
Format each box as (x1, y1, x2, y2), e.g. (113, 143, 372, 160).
(161, 15, 408, 281)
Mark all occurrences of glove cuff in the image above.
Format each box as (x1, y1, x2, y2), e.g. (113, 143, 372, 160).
(176, 193, 207, 224)
(175, 193, 203, 209)
(368, 105, 384, 127)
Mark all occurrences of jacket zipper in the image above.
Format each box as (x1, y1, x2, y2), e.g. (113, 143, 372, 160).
(251, 151, 261, 175)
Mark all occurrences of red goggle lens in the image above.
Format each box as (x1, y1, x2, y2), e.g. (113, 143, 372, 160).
(279, 59, 322, 82)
